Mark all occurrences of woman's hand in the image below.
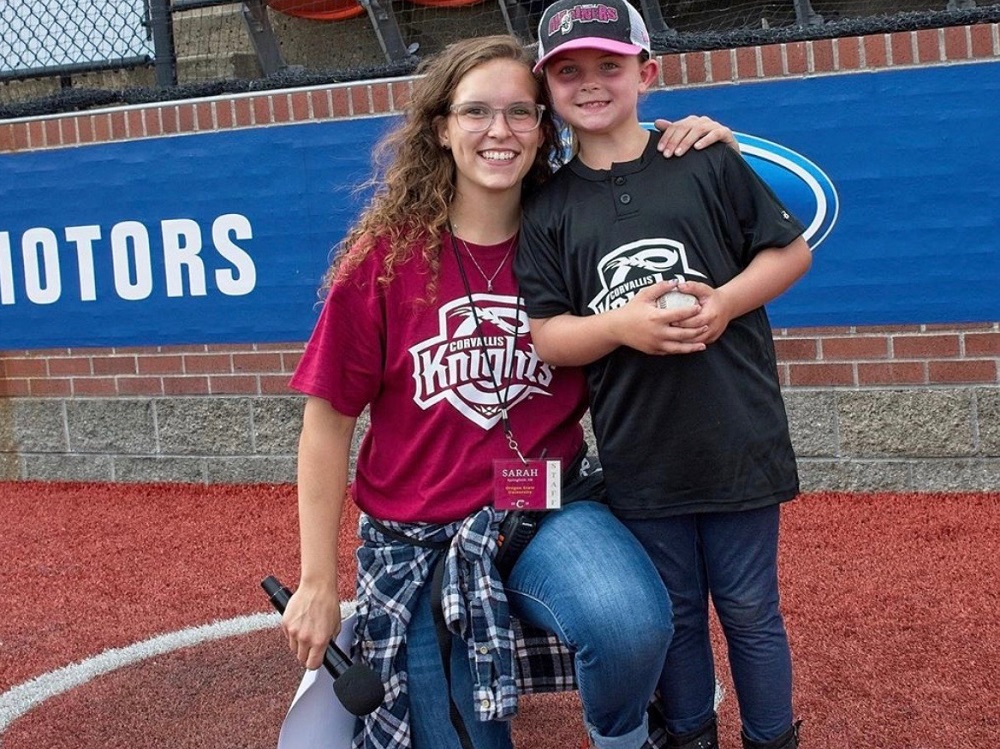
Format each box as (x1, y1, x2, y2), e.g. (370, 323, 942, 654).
(281, 581, 343, 671)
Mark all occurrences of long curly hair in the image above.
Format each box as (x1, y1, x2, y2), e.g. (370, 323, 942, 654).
(321, 35, 558, 296)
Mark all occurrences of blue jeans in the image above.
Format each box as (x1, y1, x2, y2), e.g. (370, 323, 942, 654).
(407, 501, 673, 749)
(621, 505, 794, 744)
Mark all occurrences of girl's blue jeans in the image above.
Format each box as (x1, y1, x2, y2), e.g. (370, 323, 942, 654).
(407, 500, 673, 749)
(621, 504, 794, 743)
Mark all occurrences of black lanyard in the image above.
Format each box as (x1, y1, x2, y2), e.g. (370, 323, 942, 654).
(448, 223, 527, 464)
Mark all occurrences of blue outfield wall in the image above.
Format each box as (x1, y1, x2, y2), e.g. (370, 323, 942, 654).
(0, 61, 998, 349)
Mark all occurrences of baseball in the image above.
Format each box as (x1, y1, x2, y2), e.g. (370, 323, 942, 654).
(656, 290, 698, 310)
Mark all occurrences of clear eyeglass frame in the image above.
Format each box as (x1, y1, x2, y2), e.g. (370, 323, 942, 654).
(448, 102, 546, 133)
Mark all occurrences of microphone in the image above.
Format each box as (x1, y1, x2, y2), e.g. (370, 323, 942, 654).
(261, 575, 386, 716)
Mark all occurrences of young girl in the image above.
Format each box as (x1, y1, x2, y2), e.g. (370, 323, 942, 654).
(516, 3, 813, 749)
(280, 34, 738, 749)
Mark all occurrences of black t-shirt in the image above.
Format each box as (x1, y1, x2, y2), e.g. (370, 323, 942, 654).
(516, 135, 806, 518)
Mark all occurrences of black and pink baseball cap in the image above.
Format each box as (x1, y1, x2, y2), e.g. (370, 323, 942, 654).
(533, 0, 651, 73)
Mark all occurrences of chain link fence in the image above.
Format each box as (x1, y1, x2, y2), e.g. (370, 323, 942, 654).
(2, 0, 999, 118)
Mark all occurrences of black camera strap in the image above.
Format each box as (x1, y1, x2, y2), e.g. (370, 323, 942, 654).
(365, 516, 479, 749)
(449, 224, 527, 464)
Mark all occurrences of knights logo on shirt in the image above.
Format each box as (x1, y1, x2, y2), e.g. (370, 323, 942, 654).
(408, 294, 554, 430)
(588, 238, 708, 314)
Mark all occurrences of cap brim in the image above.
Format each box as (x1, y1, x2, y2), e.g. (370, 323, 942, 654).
(533, 38, 644, 73)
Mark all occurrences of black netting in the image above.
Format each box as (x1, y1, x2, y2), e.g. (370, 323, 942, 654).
(1, 0, 998, 120)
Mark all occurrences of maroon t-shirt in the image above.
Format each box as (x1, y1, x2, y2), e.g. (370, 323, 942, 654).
(291, 233, 589, 523)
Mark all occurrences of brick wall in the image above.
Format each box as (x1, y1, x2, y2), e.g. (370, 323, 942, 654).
(2, 24, 999, 488)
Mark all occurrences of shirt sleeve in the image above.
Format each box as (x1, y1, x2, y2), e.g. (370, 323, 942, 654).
(514, 201, 575, 320)
(718, 144, 807, 261)
(289, 254, 385, 417)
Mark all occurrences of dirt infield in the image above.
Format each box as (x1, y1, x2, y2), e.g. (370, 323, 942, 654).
(1, 482, 997, 748)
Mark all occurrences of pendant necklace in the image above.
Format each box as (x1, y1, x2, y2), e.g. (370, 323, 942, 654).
(452, 230, 517, 293)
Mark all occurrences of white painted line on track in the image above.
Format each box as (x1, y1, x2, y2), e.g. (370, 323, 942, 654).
(0, 611, 280, 732)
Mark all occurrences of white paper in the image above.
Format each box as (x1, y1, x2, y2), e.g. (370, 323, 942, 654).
(277, 611, 361, 749)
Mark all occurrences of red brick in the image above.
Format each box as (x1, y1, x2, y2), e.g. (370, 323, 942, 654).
(760, 44, 783, 77)
(893, 334, 960, 358)
(390, 81, 412, 111)
(660, 54, 683, 86)
(260, 374, 295, 394)
(282, 351, 304, 372)
(310, 90, 331, 119)
(331, 88, 351, 117)
(233, 353, 283, 373)
(196, 103, 214, 130)
(709, 50, 732, 83)
(29, 378, 70, 396)
(811, 39, 834, 73)
(773, 338, 819, 361)
(161, 106, 179, 134)
(59, 118, 76, 145)
(126, 109, 143, 139)
(93, 356, 138, 375)
(943, 26, 970, 60)
(251, 96, 270, 125)
(48, 357, 93, 376)
(234, 97, 253, 127)
(117, 377, 165, 396)
(965, 332, 1000, 356)
(183, 353, 232, 374)
(217, 100, 235, 129)
(78, 117, 95, 144)
(0, 379, 30, 396)
(163, 376, 210, 395)
(684, 53, 708, 84)
(371, 83, 391, 114)
(138, 355, 184, 375)
(272, 94, 290, 123)
(351, 85, 369, 115)
(178, 104, 196, 132)
(291, 92, 310, 121)
(3, 357, 47, 376)
(857, 361, 927, 386)
(143, 108, 163, 138)
(861, 35, 885, 69)
(209, 375, 259, 394)
(970, 24, 996, 58)
(28, 120, 45, 148)
(0, 124, 14, 153)
(787, 362, 855, 387)
(11, 122, 29, 151)
(110, 111, 127, 140)
(72, 377, 118, 396)
(822, 336, 890, 360)
(924, 322, 993, 332)
(928, 359, 997, 384)
(785, 42, 807, 75)
(735, 47, 758, 79)
(890, 32, 914, 65)
(916, 29, 941, 63)
(45, 119, 61, 147)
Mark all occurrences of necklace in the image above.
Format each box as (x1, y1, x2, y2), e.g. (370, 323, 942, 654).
(453, 233, 517, 293)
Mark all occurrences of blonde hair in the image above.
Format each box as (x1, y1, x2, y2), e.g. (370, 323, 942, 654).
(322, 35, 558, 296)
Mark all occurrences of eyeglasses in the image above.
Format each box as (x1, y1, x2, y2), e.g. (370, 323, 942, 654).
(448, 102, 546, 133)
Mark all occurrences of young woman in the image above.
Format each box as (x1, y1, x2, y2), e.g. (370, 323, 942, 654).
(280, 35, 737, 749)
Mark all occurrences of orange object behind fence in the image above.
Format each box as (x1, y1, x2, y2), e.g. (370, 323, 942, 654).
(269, 0, 366, 21)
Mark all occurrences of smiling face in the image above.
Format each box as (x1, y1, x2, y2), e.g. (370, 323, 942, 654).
(437, 58, 544, 205)
(543, 48, 657, 137)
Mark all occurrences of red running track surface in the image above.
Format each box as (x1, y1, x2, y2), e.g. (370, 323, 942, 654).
(0, 482, 997, 748)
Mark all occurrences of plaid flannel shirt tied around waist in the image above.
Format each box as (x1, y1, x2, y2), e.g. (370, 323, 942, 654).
(351, 507, 575, 749)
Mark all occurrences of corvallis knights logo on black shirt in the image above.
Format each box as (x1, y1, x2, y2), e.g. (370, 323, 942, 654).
(588, 238, 708, 314)
(408, 294, 555, 430)
(547, 4, 619, 36)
